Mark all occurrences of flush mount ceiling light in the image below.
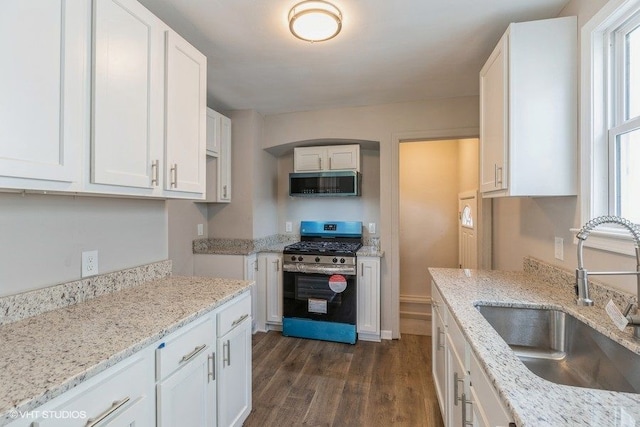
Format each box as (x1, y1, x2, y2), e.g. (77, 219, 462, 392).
(288, 0, 342, 42)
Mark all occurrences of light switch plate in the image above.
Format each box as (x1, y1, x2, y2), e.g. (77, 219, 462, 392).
(368, 222, 376, 234)
(285, 221, 293, 233)
(197, 224, 204, 236)
(554, 237, 564, 261)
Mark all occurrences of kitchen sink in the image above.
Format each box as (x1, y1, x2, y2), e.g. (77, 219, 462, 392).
(476, 305, 640, 393)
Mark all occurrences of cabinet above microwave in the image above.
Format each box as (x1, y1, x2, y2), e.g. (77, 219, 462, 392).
(293, 145, 360, 172)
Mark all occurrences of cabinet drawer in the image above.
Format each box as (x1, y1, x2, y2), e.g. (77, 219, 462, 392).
(156, 316, 214, 381)
(217, 292, 251, 337)
(32, 352, 153, 427)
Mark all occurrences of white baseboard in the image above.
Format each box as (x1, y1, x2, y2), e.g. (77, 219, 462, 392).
(381, 330, 392, 340)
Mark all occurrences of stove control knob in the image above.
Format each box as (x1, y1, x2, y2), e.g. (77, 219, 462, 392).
(315, 257, 320, 262)
(340, 258, 346, 264)
(298, 256, 304, 262)
(332, 257, 338, 263)
(291, 256, 296, 261)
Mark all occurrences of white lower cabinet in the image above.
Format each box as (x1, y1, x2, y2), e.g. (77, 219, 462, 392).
(259, 253, 283, 328)
(216, 293, 252, 427)
(431, 282, 512, 427)
(156, 316, 216, 427)
(357, 256, 380, 341)
(8, 292, 252, 427)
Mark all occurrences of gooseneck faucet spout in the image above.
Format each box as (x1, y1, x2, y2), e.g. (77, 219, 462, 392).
(575, 216, 640, 338)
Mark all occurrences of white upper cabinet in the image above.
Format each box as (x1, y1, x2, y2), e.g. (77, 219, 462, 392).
(164, 30, 207, 195)
(0, 0, 87, 186)
(0, 0, 206, 199)
(294, 144, 360, 172)
(479, 16, 577, 197)
(205, 109, 232, 203)
(92, 0, 164, 190)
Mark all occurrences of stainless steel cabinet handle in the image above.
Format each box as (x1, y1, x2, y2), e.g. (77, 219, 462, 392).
(223, 340, 231, 366)
(170, 164, 178, 188)
(494, 163, 498, 187)
(453, 372, 464, 406)
(208, 352, 216, 382)
(497, 166, 503, 186)
(223, 184, 227, 198)
(461, 393, 473, 426)
(85, 397, 130, 427)
(232, 313, 249, 327)
(319, 157, 322, 170)
(436, 326, 445, 350)
(274, 259, 280, 271)
(180, 344, 207, 364)
(151, 160, 159, 186)
(361, 263, 364, 277)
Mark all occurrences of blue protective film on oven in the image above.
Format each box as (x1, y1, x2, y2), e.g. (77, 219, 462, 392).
(282, 317, 356, 344)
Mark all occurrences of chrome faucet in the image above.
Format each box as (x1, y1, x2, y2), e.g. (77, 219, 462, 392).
(575, 216, 640, 338)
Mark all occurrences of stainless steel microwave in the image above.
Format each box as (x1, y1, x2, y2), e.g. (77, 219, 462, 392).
(289, 171, 361, 197)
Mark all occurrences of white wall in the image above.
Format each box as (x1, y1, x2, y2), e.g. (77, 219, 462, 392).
(276, 147, 380, 236)
(492, 0, 639, 294)
(265, 97, 480, 337)
(0, 193, 167, 297)
(167, 200, 208, 276)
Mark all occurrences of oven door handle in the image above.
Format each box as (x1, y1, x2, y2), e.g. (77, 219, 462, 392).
(282, 263, 356, 275)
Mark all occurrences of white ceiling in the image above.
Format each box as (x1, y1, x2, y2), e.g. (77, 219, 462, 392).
(138, 0, 570, 115)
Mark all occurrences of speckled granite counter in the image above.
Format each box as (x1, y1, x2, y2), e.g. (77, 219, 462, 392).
(357, 245, 384, 257)
(193, 234, 297, 255)
(0, 275, 252, 425)
(429, 265, 640, 427)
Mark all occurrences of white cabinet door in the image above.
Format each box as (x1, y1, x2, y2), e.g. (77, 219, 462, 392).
(0, 0, 86, 184)
(92, 0, 164, 189)
(446, 332, 467, 427)
(431, 285, 447, 419)
(479, 34, 508, 194)
(217, 317, 252, 427)
(206, 108, 221, 157)
(327, 145, 360, 171)
(294, 146, 325, 172)
(164, 30, 207, 195)
(217, 115, 232, 202)
(357, 256, 380, 341)
(157, 347, 216, 427)
(261, 253, 282, 325)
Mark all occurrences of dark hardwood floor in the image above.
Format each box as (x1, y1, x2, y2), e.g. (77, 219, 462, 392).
(245, 331, 445, 427)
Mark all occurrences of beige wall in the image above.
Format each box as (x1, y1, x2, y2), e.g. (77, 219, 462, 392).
(458, 138, 479, 193)
(264, 97, 480, 336)
(400, 141, 460, 300)
(207, 110, 278, 239)
(492, 0, 638, 294)
(167, 200, 208, 276)
(276, 148, 380, 237)
(0, 193, 167, 297)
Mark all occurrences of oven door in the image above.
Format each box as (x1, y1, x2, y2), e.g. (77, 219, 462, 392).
(283, 270, 356, 325)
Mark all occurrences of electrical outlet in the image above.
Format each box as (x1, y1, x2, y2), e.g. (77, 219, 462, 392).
(368, 222, 376, 234)
(554, 237, 564, 261)
(82, 250, 99, 278)
(197, 223, 204, 236)
(285, 221, 293, 233)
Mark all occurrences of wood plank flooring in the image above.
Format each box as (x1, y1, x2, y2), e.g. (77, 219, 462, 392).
(246, 332, 445, 427)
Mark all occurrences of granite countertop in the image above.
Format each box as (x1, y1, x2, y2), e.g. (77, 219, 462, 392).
(429, 268, 640, 426)
(357, 245, 384, 257)
(0, 276, 252, 425)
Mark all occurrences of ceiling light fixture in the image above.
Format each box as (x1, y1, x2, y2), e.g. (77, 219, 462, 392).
(288, 0, 342, 43)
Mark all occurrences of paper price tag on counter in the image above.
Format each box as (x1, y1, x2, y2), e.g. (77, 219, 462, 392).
(605, 299, 629, 331)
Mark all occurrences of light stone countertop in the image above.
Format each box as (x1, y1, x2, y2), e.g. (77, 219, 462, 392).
(357, 245, 384, 257)
(429, 268, 640, 427)
(0, 276, 252, 426)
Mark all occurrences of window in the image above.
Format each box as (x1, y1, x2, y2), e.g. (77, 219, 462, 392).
(581, 0, 640, 254)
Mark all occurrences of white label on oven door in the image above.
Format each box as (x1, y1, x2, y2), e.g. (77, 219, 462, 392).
(328, 275, 347, 293)
(308, 298, 327, 314)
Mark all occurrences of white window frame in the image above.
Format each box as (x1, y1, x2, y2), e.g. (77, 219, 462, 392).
(579, 0, 640, 257)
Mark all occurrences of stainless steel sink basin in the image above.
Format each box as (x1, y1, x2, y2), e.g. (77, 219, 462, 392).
(476, 305, 640, 393)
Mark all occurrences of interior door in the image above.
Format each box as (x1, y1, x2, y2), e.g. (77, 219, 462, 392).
(458, 190, 478, 269)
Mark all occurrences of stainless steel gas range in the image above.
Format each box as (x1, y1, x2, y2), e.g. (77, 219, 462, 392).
(282, 221, 362, 344)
